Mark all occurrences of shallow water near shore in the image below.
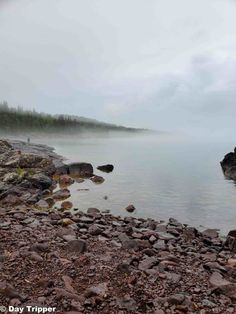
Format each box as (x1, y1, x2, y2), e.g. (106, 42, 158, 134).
(10, 133, 236, 234)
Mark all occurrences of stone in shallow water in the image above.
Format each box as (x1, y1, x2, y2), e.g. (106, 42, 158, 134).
(90, 175, 105, 184)
(53, 188, 71, 201)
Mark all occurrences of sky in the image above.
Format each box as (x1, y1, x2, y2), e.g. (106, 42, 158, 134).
(0, 0, 236, 134)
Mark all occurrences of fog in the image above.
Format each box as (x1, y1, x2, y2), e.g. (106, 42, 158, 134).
(0, 0, 236, 137)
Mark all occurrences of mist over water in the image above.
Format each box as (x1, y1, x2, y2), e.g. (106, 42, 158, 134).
(7, 132, 234, 235)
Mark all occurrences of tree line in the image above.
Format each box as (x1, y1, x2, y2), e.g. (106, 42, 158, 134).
(0, 102, 142, 134)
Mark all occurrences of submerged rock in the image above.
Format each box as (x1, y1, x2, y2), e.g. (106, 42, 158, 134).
(59, 175, 74, 186)
(53, 188, 71, 201)
(125, 204, 136, 213)
(90, 175, 105, 184)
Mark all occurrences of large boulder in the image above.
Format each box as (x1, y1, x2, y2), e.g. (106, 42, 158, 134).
(68, 162, 93, 177)
(221, 148, 236, 180)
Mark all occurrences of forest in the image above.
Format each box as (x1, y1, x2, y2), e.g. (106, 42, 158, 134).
(0, 102, 144, 134)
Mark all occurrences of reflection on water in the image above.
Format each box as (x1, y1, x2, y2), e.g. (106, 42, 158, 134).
(18, 134, 236, 234)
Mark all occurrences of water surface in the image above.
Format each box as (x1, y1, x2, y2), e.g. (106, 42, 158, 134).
(30, 134, 236, 234)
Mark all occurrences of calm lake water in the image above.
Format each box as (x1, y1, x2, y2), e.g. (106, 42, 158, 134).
(22, 134, 236, 234)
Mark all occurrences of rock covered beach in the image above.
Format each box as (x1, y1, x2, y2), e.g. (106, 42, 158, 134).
(1, 140, 236, 313)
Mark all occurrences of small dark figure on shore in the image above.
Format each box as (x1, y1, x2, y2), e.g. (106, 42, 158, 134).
(27, 137, 30, 144)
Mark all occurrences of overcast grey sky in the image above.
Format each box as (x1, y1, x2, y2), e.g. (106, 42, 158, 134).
(0, 0, 236, 133)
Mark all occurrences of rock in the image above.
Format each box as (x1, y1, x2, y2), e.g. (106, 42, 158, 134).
(225, 230, 236, 252)
(226, 259, 236, 267)
(87, 207, 100, 215)
(85, 282, 108, 297)
(59, 175, 74, 186)
(29, 252, 43, 262)
(202, 229, 219, 239)
(30, 243, 49, 253)
(118, 233, 138, 250)
(90, 175, 105, 184)
(97, 164, 114, 173)
(117, 262, 130, 273)
(45, 197, 54, 207)
(35, 199, 49, 209)
(116, 296, 137, 312)
(209, 272, 230, 287)
(68, 162, 93, 177)
(28, 173, 52, 190)
(65, 239, 87, 253)
(153, 240, 166, 250)
(221, 149, 236, 180)
(53, 188, 71, 200)
(125, 204, 136, 213)
(3, 172, 19, 183)
(88, 224, 103, 236)
(60, 218, 75, 226)
(0, 281, 22, 299)
(61, 201, 73, 210)
(0, 140, 12, 154)
(214, 283, 236, 300)
(55, 165, 69, 175)
(167, 293, 185, 305)
(138, 256, 159, 271)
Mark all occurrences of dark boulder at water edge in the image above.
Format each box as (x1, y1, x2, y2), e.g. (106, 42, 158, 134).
(55, 162, 93, 177)
(97, 164, 114, 173)
(220, 147, 236, 180)
(68, 162, 93, 177)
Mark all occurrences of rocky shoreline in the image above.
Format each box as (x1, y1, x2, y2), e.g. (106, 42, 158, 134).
(1, 139, 236, 314)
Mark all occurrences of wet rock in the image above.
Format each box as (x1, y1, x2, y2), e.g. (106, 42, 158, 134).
(55, 165, 69, 175)
(60, 218, 75, 226)
(221, 149, 236, 180)
(65, 239, 87, 253)
(90, 175, 105, 184)
(45, 197, 55, 207)
(68, 162, 93, 177)
(53, 188, 71, 201)
(28, 173, 52, 190)
(97, 164, 114, 173)
(61, 201, 73, 210)
(125, 204, 136, 213)
(59, 175, 74, 186)
(87, 207, 100, 216)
